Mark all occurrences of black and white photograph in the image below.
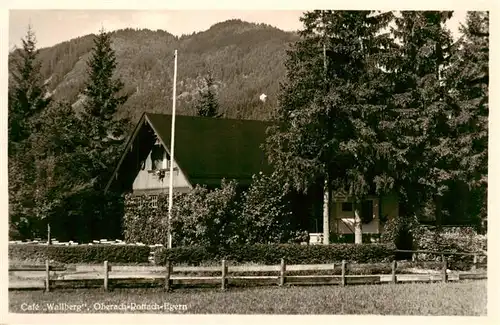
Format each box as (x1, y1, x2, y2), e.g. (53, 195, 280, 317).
(2, 0, 494, 322)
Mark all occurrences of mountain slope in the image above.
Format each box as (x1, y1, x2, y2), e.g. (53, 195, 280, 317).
(18, 19, 299, 123)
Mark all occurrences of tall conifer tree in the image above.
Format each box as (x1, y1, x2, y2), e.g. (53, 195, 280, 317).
(81, 28, 129, 189)
(266, 11, 394, 243)
(383, 11, 455, 225)
(195, 72, 221, 117)
(8, 25, 52, 239)
(444, 11, 488, 229)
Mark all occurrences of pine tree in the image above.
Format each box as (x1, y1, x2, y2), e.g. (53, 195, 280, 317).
(195, 72, 221, 117)
(445, 11, 488, 230)
(382, 11, 455, 225)
(8, 25, 52, 239)
(8, 25, 51, 151)
(81, 27, 129, 189)
(266, 10, 394, 244)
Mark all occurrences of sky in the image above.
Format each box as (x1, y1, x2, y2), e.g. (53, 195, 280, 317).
(8, 10, 305, 49)
(8, 9, 468, 50)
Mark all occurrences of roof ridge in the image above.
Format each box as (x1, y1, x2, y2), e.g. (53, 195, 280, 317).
(144, 112, 273, 124)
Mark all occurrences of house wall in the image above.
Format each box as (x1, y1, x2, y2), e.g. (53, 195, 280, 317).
(132, 148, 191, 194)
(329, 194, 399, 235)
(331, 197, 380, 234)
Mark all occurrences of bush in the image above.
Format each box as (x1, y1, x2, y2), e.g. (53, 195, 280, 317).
(415, 226, 486, 252)
(330, 233, 381, 243)
(381, 214, 421, 260)
(123, 180, 241, 247)
(239, 172, 299, 244)
(171, 180, 241, 247)
(9, 244, 151, 264)
(123, 193, 170, 245)
(155, 243, 395, 266)
(413, 226, 487, 267)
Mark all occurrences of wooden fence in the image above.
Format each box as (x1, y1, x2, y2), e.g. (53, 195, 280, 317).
(9, 254, 487, 292)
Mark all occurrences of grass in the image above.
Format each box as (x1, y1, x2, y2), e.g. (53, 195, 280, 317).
(9, 280, 486, 315)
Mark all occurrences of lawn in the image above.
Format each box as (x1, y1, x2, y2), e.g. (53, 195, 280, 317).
(9, 280, 486, 315)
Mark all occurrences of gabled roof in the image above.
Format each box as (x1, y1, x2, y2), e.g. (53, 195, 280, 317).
(105, 112, 272, 192)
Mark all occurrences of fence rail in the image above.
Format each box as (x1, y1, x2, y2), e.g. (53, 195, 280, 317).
(9, 253, 487, 292)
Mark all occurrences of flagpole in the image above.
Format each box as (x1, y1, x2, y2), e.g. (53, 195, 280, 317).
(167, 49, 177, 249)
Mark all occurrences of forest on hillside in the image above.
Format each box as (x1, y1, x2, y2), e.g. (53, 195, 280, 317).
(10, 19, 298, 124)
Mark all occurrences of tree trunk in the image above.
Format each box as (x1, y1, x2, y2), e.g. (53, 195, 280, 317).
(435, 195, 443, 230)
(323, 179, 330, 245)
(354, 201, 362, 244)
(47, 223, 51, 245)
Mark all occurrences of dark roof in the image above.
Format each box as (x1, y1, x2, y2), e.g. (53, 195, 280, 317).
(106, 112, 272, 192)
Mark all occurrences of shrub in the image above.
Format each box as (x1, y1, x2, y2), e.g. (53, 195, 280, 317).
(9, 244, 150, 264)
(155, 243, 395, 265)
(239, 172, 300, 244)
(413, 226, 487, 267)
(415, 226, 486, 252)
(381, 214, 421, 260)
(123, 180, 241, 247)
(123, 193, 171, 245)
(330, 233, 381, 243)
(170, 180, 241, 247)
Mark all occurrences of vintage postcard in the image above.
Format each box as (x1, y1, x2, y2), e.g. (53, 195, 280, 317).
(1, 0, 496, 324)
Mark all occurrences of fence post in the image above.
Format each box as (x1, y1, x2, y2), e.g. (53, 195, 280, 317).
(341, 260, 346, 287)
(279, 258, 286, 286)
(165, 259, 172, 291)
(104, 261, 109, 291)
(45, 260, 50, 292)
(221, 259, 227, 291)
(391, 260, 397, 284)
(472, 254, 478, 271)
(442, 256, 448, 283)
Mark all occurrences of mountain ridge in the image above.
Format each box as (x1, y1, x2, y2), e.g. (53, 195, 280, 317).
(10, 19, 300, 123)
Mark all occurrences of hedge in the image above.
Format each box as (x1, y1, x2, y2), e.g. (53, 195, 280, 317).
(330, 233, 381, 243)
(154, 243, 395, 266)
(413, 226, 487, 267)
(9, 244, 151, 264)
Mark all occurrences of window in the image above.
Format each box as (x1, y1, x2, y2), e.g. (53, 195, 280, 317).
(149, 144, 172, 172)
(150, 195, 158, 209)
(150, 145, 164, 171)
(361, 200, 374, 223)
(341, 202, 353, 212)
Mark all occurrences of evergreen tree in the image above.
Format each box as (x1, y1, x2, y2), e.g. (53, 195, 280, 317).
(8, 26, 52, 239)
(266, 11, 394, 243)
(8, 25, 51, 149)
(382, 11, 455, 226)
(195, 72, 221, 117)
(81, 28, 130, 189)
(444, 11, 488, 230)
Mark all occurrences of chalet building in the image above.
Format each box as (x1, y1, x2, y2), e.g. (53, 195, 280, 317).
(106, 112, 399, 243)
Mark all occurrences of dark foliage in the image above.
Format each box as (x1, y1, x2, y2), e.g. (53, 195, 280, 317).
(9, 244, 150, 264)
(81, 27, 130, 190)
(8, 26, 53, 239)
(195, 72, 221, 117)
